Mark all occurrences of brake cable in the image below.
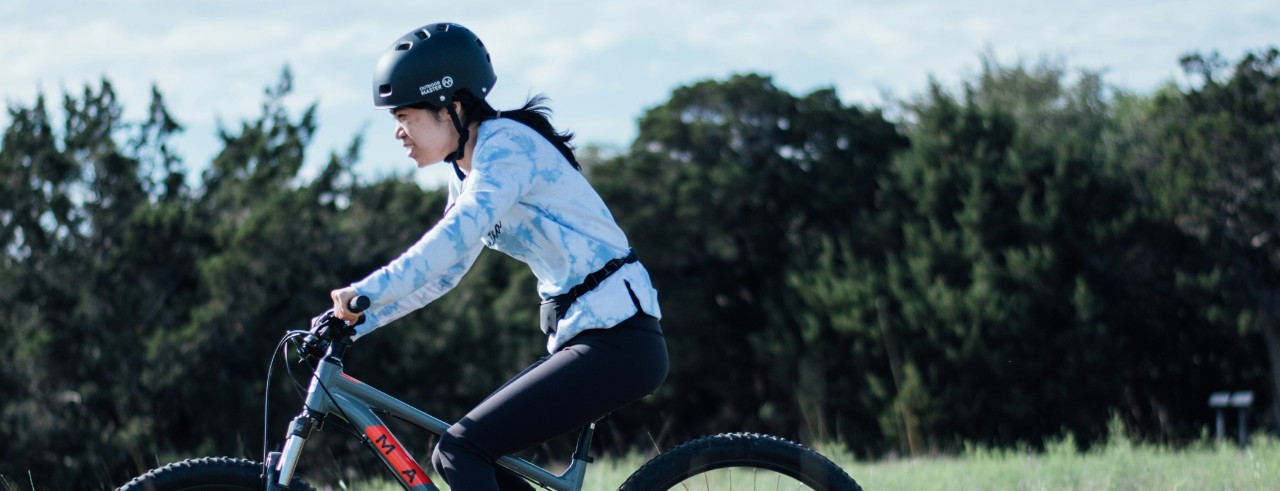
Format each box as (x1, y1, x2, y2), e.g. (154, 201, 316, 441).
(263, 330, 308, 468)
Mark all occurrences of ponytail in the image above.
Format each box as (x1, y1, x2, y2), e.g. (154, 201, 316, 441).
(455, 92, 580, 170)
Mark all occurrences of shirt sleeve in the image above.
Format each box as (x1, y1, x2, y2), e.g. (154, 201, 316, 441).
(348, 127, 534, 337)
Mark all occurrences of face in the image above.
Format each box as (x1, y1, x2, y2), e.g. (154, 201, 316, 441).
(392, 106, 457, 168)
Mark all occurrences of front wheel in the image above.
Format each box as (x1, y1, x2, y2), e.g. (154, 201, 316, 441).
(118, 457, 317, 491)
(618, 433, 861, 491)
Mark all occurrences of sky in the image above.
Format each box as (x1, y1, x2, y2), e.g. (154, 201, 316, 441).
(3, 0, 1277, 189)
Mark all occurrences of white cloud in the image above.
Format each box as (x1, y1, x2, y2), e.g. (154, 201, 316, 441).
(3, 0, 1278, 188)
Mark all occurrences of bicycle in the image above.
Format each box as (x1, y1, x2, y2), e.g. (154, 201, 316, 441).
(119, 297, 861, 490)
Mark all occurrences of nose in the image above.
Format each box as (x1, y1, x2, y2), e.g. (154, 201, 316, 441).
(395, 125, 407, 140)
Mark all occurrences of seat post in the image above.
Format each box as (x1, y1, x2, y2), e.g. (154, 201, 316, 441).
(571, 420, 598, 463)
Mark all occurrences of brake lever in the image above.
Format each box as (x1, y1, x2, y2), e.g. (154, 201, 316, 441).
(296, 295, 369, 362)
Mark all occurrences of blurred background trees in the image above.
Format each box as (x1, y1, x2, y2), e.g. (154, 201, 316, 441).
(1, 49, 1276, 488)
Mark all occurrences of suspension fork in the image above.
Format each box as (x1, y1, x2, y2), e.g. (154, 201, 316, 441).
(269, 411, 322, 488)
(269, 346, 344, 488)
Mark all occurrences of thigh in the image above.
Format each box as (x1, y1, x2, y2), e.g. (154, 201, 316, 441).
(448, 317, 667, 459)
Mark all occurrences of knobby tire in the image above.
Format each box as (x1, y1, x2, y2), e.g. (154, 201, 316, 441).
(618, 432, 861, 491)
(117, 457, 316, 491)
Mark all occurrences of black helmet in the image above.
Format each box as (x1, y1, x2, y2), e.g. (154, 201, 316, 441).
(372, 22, 497, 109)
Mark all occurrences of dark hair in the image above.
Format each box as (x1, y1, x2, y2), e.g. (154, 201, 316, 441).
(400, 91, 580, 170)
(462, 92, 580, 170)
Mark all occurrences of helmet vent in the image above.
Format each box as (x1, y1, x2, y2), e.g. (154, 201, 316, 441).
(414, 30, 430, 41)
(395, 42, 412, 51)
(378, 84, 393, 97)
(436, 23, 450, 32)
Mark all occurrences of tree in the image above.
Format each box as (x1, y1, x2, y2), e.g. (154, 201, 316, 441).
(1142, 48, 1280, 428)
(592, 74, 907, 446)
(871, 55, 1210, 449)
(0, 89, 80, 487)
(5, 49, 1277, 488)
(0, 79, 191, 486)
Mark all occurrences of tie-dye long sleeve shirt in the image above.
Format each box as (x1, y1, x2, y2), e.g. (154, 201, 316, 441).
(350, 118, 661, 352)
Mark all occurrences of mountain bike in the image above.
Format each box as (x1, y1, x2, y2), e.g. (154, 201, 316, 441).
(119, 297, 861, 490)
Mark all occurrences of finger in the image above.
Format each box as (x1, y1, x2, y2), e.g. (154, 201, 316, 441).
(331, 289, 359, 322)
(330, 290, 350, 318)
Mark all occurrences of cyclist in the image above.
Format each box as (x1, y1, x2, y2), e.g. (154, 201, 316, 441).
(327, 22, 668, 491)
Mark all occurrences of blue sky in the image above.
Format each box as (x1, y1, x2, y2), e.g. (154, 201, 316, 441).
(3, 0, 1277, 188)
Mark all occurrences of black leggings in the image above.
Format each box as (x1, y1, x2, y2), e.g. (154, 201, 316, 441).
(430, 314, 668, 491)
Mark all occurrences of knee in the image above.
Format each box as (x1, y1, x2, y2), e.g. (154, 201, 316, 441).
(431, 425, 484, 477)
(431, 430, 460, 477)
(430, 438, 447, 477)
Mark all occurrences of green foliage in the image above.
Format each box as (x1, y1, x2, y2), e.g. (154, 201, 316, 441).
(1138, 48, 1280, 426)
(2, 48, 1277, 489)
(876, 57, 1155, 448)
(592, 73, 908, 447)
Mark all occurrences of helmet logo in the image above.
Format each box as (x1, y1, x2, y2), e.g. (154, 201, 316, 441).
(419, 76, 455, 97)
(419, 79, 445, 96)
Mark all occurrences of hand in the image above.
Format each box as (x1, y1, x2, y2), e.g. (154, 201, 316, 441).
(309, 309, 353, 343)
(331, 287, 363, 323)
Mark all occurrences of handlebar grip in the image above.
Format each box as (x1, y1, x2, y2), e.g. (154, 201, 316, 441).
(349, 295, 371, 314)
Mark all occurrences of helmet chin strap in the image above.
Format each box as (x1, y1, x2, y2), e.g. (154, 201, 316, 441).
(444, 104, 469, 164)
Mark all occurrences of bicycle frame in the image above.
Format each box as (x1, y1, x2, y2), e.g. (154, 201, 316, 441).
(271, 337, 593, 491)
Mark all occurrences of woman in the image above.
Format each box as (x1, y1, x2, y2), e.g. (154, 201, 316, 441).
(328, 22, 668, 491)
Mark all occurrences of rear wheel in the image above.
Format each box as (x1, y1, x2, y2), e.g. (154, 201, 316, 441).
(118, 457, 316, 491)
(618, 433, 861, 491)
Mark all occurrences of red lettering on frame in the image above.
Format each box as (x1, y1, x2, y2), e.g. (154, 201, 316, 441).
(341, 373, 364, 384)
(364, 425, 431, 486)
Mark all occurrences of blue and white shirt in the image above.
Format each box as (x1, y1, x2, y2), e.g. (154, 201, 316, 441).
(350, 118, 661, 352)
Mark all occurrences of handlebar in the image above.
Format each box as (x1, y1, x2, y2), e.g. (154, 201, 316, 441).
(297, 295, 371, 361)
(348, 295, 371, 314)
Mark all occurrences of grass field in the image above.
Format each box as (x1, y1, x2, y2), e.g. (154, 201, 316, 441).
(98, 419, 1278, 490)
(840, 435, 1280, 490)
(334, 433, 1280, 490)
